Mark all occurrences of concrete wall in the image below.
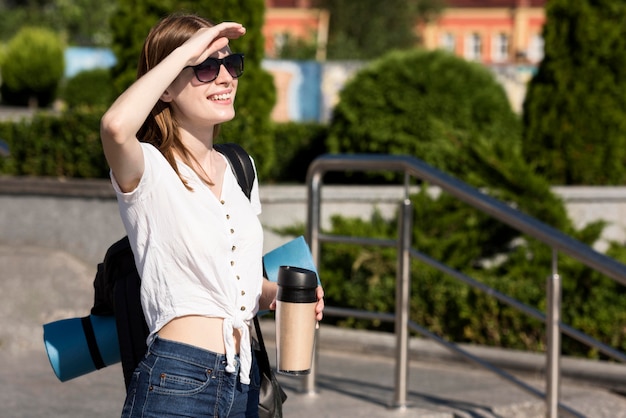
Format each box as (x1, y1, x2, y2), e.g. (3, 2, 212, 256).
(2, 178, 626, 268)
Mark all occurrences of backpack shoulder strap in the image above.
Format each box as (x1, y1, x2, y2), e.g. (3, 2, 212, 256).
(214, 142, 255, 200)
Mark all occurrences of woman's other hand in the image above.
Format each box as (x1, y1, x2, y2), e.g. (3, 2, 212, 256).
(315, 285, 325, 323)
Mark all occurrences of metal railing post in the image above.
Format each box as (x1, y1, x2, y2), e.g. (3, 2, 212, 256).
(393, 199, 413, 408)
(546, 249, 562, 417)
(303, 171, 322, 395)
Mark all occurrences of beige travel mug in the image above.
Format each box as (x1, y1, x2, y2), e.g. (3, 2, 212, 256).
(275, 265, 318, 376)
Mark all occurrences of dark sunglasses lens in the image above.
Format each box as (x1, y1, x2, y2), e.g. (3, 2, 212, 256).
(194, 59, 220, 82)
(192, 55, 244, 82)
(224, 55, 244, 78)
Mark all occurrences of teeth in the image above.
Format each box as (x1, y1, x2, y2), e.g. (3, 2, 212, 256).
(210, 93, 231, 101)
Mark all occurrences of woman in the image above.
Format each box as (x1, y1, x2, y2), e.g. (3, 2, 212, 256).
(100, 13, 324, 417)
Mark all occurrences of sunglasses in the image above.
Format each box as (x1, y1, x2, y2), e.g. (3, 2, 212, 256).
(185, 53, 244, 83)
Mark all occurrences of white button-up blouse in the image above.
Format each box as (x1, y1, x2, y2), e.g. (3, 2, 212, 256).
(111, 142, 263, 384)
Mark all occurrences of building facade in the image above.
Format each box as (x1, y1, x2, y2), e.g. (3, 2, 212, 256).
(261, 1, 548, 121)
(422, 0, 546, 64)
(265, 0, 547, 64)
(263, 0, 329, 60)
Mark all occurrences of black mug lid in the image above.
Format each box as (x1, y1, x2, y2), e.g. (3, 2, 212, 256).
(277, 266, 318, 289)
(277, 266, 318, 302)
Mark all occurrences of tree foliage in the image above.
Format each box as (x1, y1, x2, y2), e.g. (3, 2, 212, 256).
(328, 50, 522, 187)
(0, 0, 115, 46)
(0, 27, 65, 107)
(522, 0, 626, 185)
(315, 0, 443, 60)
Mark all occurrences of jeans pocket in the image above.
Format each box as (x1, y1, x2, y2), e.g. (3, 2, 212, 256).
(149, 358, 215, 396)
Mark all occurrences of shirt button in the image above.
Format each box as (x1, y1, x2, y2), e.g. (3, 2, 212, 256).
(220, 200, 225, 205)
(226, 214, 230, 219)
(230, 228, 235, 234)
(236, 275, 240, 280)
(241, 290, 246, 296)
(232, 245, 236, 251)
(240, 306, 246, 311)
(230, 261, 235, 266)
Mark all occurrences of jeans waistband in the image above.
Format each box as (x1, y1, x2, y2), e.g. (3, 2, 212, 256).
(148, 336, 235, 371)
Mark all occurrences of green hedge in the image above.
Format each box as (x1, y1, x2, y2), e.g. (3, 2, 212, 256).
(60, 68, 115, 110)
(315, 197, 626, 359)
(0, 108, 327, 183)
(0, 108, 108, 178)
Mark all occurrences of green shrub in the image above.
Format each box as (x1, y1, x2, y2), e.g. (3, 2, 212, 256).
(0, 27, 64, 107)
(0, 107, 108, 178)
(268, 122, 328, 183)
(326, 48, 568, 230)
(61, 68, 115, 109)
(314, 190, 624, 357)
(327, 49, 520, 164)
(0, 111, 329, 184)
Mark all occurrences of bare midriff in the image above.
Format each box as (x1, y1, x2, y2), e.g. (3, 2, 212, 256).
(157, 316, 243, 354)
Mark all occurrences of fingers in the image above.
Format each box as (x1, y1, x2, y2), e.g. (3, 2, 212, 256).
(185, 23, 246, 66)
(205, 23, 245, 52)
(211, 21, 246, 39)
(315, 285, 325, 321)
(208, 37, 229, 55)
(316, 285, 325, 300)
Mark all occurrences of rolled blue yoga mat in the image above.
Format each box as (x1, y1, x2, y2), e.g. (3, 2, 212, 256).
(43, 314, 121, 382)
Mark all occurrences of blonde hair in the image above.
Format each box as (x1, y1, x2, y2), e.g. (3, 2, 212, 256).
(137, 13, 221, 189)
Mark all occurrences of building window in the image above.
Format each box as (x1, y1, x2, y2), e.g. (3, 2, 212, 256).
(527, 34, 544, 63)
(440, 32, 455, 53)
(465, 33, 482, 61)
(492, 33, 509, 63)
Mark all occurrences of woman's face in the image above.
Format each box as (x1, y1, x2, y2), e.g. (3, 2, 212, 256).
(166, 46, 239, 130)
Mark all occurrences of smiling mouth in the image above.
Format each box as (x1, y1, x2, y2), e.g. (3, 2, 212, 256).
(209, 93, 232, 101)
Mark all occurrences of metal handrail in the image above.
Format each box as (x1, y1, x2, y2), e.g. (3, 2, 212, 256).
(304, 154, 626, 417)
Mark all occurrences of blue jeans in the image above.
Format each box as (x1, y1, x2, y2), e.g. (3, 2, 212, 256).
(121, 336, 260, 418)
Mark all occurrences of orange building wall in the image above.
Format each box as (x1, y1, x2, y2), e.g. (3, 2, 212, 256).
(422, 6, 545, 64)
(265, 2, 546, 64)
(263, 8, 328, 59)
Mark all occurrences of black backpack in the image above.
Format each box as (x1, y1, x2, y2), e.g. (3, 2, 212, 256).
(90, 143, 255, 389)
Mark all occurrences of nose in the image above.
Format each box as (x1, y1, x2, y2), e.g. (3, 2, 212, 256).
(214, 63, 234, 83)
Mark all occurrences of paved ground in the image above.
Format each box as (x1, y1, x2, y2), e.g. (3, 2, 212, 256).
(2, 245, 626, 417)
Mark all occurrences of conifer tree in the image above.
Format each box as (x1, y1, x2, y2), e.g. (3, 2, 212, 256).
(522, 0, 626, 185)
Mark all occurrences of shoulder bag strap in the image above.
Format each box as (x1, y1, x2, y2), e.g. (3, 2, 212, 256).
(253, 316, 272, 374)
(214, 142, 255, 200)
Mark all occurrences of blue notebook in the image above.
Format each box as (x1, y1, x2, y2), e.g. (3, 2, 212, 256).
(263, 235, 320, 285)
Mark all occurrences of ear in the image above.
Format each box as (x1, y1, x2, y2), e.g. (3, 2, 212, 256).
(161, 89, 173, 103)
